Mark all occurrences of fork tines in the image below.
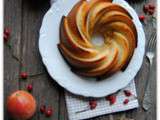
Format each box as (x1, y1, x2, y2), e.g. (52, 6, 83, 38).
(147, 30, 156, 51)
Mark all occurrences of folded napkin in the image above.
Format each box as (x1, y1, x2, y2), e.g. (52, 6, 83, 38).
(50, 1, 139, 120)
(65, 80, 138, 120)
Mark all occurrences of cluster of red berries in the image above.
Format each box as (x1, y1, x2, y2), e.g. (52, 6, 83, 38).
(139, 3, 155, 22)
(105, 90, 132, 106)
(4, 28, 11, 42)
(88, 90, 132, 110)
(20, 68, 33, 93)
(25, 84, 53, 117)
(89, 95, 117, 110)
(40, 105, 53, 117)
(4, 28, 28, 80)
(143, 3, 155, 15)
(123, 90, 132, 105)
(4, 26, 53, 118)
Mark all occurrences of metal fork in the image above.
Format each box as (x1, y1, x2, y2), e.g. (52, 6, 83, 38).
(142, 30, 156, 111)
(146, 30, 156, 65)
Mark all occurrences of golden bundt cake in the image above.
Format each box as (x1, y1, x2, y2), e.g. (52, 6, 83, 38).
(58, 0, 137, 77)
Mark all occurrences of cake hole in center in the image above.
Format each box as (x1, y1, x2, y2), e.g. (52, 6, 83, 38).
(91, 34, 104, 47)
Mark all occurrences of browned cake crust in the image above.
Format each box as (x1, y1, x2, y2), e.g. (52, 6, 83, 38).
(58, 0, 137, 77)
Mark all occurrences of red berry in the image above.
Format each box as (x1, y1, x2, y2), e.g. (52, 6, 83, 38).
(139, 15, 145, 21)
(110, 96, 116, 105)
(143, 5, 149, 13)
(123, 99, 129, 105)
(4, 33, 9, 42)
(106, 95, 112, 100)
(148, 9, 154, 15)
(106, 95, 116, 105)
(20, 72, 28, 79)
(4, 28, 11, 36)
(45, 108, 53, 117)
(148, 4, 155, 10)
(89, 100, 97, 110)
(40, 105, 46, 114)
(124, 90, 132, 97)
(27, 84, 33, 92)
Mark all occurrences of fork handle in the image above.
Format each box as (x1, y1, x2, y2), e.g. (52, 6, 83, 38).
(142, 64, 153, 110)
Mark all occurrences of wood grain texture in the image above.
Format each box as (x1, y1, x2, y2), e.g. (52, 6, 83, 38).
(4, 0, 156, 120)
(4, 0, 22, 119)
(19, 0, 60, 120)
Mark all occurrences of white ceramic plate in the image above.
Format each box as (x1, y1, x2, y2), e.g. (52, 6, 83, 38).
(39, 0, 145, 97)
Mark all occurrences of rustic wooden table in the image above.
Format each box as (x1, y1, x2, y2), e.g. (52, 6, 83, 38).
(4, 0, 156, 119)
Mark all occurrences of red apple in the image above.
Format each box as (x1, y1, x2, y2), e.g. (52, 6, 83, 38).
(7, 90, 36, 120)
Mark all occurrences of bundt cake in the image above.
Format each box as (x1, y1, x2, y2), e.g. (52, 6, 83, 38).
(58, 0, 137, 77)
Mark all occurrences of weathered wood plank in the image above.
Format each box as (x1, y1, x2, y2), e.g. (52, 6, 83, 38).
(145, 55, 156, 120)
(4, 0, 22, 119)
(19, 1, 60, 120)
(58, 89, 68, 120)
(126, 0, 156, 119)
